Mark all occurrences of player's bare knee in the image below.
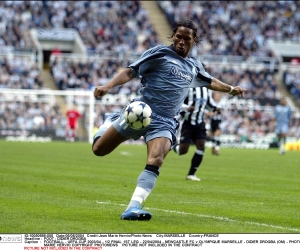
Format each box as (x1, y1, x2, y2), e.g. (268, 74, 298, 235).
(92, 147, 101, 156)
(92, 145, 106, 156)
(180, 149, 188, 155)
(179, 146, 189, 155)
(148, 156, 164, 167)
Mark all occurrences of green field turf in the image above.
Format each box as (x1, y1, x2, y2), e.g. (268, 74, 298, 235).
(0, 140, 299, 233)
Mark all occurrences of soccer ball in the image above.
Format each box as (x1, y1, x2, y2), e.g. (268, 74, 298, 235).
(124, 101, 152, 129)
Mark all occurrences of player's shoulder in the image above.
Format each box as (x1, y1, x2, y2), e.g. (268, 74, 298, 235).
(142, 45, 170, 56)
(188, 56, 205, 69)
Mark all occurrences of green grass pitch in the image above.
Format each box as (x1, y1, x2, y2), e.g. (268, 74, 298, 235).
(0, 140, 299, 233)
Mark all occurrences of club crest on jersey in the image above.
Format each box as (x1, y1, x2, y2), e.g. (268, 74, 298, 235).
(170, 66, 193, 83)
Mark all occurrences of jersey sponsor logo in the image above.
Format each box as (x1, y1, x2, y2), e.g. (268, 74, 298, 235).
(170, 66, 193, 83)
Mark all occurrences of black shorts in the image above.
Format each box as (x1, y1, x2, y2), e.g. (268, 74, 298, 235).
(178, 120, 207, 143)
(210, 120, 221, 133)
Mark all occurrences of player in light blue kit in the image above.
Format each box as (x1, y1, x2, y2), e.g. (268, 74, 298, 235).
(92, 20, 246, 221)
(274, 97, 292, 154)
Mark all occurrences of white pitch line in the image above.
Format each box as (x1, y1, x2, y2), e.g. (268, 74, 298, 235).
(96, 200, 300, 232)
(120, 151, 133, 156)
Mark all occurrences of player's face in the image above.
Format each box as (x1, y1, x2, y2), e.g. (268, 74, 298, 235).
(214, 92, 221, 101)
(280, 99, 287, 105)
(172, 27, 196, 58)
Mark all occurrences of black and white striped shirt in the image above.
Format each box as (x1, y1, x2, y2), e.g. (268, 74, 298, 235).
(181, 87, 217, 126)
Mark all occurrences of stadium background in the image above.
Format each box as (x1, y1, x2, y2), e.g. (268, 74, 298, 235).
(0, 0, 300, 149)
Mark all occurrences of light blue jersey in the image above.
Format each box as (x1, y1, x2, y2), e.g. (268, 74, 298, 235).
(274, 104, 292, 134)
(96, 45, 214, 147)
(128, 45, 212, 118)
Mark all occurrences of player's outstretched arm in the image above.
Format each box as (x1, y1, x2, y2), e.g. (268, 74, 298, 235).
(207, 78, 246, 97)
(94, 68, 133, 98)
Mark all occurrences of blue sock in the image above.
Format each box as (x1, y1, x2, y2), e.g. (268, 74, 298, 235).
(126, 165, 159, 210)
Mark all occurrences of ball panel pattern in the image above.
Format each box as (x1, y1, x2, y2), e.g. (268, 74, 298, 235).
(124, 101, 152, 130)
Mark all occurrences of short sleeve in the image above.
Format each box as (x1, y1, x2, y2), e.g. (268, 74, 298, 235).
(190, 59, 213, 87)
(127, 45, 167, 79)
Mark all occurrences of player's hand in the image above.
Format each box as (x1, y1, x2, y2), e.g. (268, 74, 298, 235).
(94, 86, 110, 98)
(230, 86, 246, 97)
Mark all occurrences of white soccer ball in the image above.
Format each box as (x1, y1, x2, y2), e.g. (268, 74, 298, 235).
(124, 101, 152, 130)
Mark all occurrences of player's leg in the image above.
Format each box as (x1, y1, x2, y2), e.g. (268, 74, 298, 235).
(186, 123, 207, 181)
(280, 124, 289, 154)
(186, 138, 205, 181)
(276, 124, 288, 155)
(277, 133, 282, 151)
(69, 129, 74, 142)
(92, 112, 128, 156)
(210, 121, 216, 154)
(65, 125, 71, 142)
(173, 121, 191, 155)
(276, 125, 284, 154)
(211, 131, 216, 154)
(279, 133, 287, 154)
(210, 121, 221, 155)
(177, 142, 190, 155)
(278, 134, 284, 154)
(121, 137, 171, 221)
(213, 128, 222, 155)
(120, 113, 176, 221)
(92, 125, 128, 156)
(70, 125, 76, 142)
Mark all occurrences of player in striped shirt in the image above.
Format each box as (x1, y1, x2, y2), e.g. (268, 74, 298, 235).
(174, 87, 220, 181)
(208, 91, 225, 155)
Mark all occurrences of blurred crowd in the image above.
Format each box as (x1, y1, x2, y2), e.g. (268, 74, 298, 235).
(204, 101, 300, 142)
(0, 1, 38, 50)
(0, 55, 43, 89)
(0, 97, 67, 138)
(205, 65, 280, 100)
(0, 1, 160, 54)
(283, 69, 300, 107)
(50, 56, 141, 93)
(0, 1, 299, 141)
(158, 1, 300, 58)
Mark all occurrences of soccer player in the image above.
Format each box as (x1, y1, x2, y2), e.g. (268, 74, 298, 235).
(92, 20, 246, 221)
(173, 87, 220, 181)
(66, 105, 82, 142)
(209, 91, 224, 155)
(274, 97, 292, 154)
